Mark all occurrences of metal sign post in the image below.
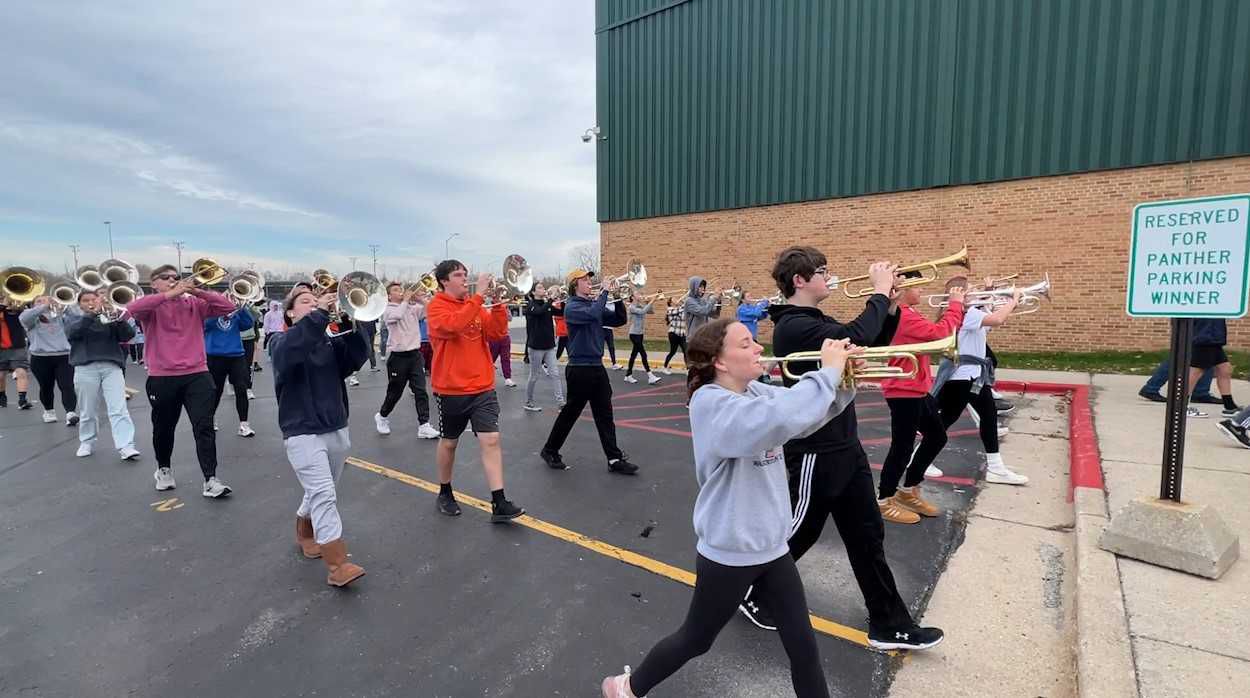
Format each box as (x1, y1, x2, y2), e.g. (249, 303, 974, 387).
(1159, 318, 1192, 501)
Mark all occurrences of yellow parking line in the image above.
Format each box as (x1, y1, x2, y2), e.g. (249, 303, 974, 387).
(346, 456, 876, 650)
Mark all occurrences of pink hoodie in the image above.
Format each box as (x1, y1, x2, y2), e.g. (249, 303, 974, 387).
(128, 290, 234, 376)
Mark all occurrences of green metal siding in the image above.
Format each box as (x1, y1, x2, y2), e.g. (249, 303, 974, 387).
(596, 0, 1250, 222)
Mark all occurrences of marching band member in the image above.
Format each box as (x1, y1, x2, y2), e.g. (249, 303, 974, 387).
(624, 290, 661, 385)
(425, 260, 525, 522)
(19, 296, 77, 425)
(204, 306, 256, 437)
(682, 276, 718, 336)
(128, 265, 236, 497)
(540, 269, 638, 474)
(270, 287, 370, 586)
(0, 295, 32, 410)
(375, 282, 439, 439)
(63, 289, 139, 460)
(661, 296, 686, 375)
(522, 282, 565, 411)
(602, 320, 857, 698)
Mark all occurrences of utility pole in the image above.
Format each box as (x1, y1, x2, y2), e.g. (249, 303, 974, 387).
(368, 244, 380, 276)
(445, 232, 459, 260)
(348, 256, 358, 271)
(68, 244, 81, 271)
(173, 241, 185, 272)
(103, 221, 114, 258)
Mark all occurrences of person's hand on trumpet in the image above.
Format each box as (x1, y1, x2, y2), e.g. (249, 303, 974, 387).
(316, 289, 337, 314)
(820, 338, 864, 383)
(868, 261, 898, 297)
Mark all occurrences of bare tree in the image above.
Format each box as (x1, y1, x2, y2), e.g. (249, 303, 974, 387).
(569, 243, 600, 274)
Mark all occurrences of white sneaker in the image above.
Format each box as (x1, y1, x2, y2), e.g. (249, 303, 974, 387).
(154, 467, 176, 491)
(42, 410, 57, 423)
(542, 366, 550, 377)
(238, 422, 255, 437)
(610, 363, 622, 370)
(65, 411, 78, 426)
(76, 442, 93, 457)
(119, 446, 141, 461)
(623, 374, 638, 384)
(523, 402, 542, 412)
(1187, 406, 1208, 418)
(601, 666, 635, 698)
(991, 388, 1005, 400)
(417, 422, 441, 439)
(202, 476, 232, 498)
(246, 389, 255, 400)
(646, 372, 662, 385)
(998, 425, 1009, 439)
(213, 420, 219, 431)
(348, 375, 360, 387)
(504, 378, 517, 388)
(375, 413, 391, 435)
(226, 386, 234, 397)
(925, 464, 944, 478)
(662, 367, 673, 375)
(986, 467, 1029, 485)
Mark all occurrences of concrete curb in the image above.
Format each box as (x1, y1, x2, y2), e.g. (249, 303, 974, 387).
(998, 379, 1139, 697)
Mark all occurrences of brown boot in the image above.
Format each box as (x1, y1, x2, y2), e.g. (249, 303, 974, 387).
(320, 539, 365, 587)
(878, 496, 921, 524)
(894, 486, 940, 517)
(295, 516, 321, 559)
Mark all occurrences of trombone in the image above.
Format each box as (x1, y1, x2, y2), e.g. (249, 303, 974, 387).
(762, 333, 958, 387)
(187, 258, 227, 287)
(840, 246, 971, 298)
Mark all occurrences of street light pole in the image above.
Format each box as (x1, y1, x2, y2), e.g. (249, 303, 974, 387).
(103, 221, 113, 257)
(445, 232, 459, 260)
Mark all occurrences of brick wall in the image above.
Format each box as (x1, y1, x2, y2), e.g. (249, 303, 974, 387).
(602, 156, 1250, 353)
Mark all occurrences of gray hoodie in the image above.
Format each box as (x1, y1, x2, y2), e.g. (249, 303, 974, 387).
(683, 276, 718, 336)
(688, 368, 854, 566)
(18, 305, 70, 356)
(626, 301, 654, 335)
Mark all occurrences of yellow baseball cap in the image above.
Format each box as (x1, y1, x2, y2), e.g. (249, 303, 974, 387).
(566, 268, 593, 283)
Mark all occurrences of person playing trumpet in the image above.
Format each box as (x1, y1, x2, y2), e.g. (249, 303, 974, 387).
(20, 295, 77, 425)
(682, 276, 718, 336)
(375, 281, 439, 440)
(624, 289, 661, 385)
(661, 295, 687, 375)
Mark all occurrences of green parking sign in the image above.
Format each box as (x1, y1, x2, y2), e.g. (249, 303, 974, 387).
(1127, 194, 1250, 318)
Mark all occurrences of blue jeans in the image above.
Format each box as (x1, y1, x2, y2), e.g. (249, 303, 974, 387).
(74, 361, 136, 451)
(1141, 359, 1214, 397)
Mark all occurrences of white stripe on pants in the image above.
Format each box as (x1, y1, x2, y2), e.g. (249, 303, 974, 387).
(285, 428, 351, 545)
(73, 361, 136, 451)
(525, 346, 564, 404)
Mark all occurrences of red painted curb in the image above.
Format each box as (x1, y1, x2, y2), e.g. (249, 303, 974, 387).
(996, 380, 1104, 501)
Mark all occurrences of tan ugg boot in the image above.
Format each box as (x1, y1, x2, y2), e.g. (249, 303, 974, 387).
(296, 516, 321, 559)
(320, 539, 365, 587)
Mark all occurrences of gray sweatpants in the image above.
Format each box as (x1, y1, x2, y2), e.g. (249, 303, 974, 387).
(284, 428, 351, 545)
(525, 346, 564, 404)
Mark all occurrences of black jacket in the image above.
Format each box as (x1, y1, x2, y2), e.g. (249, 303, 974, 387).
(64, 311, 134, 368)
(523, 296, 558, 350)
(1192, 318, 1226, 346)
(1, 309, 27, 350)
(767, 294, 899, 454)
(269, 309, 370, 438)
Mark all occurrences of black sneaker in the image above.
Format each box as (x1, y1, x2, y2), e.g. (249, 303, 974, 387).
(1191, 394, 1222, 405)
(252, 364, 263, 373)
(608, 457, 639, 475)
(437, 492, 462, 517)
(738, 587, 778, 631)
(1216, 420, 1250, 449)
(17, 397, 31, 410)
(490, 499, 525, 523)
(867, 624, 944, 651)
(993, 399, 1015, 413)
(1138, 389, 1166, 403)
(1222, 405, 1242, 418)
(0, 393, 6, 408)
(541, 449, 569, 470)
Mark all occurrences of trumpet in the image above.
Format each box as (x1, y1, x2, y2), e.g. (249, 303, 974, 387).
(927, 273, 1051, 316)
(0, 266, 45, 304)
(482, 254, 534, 308)
(763, 333, 958, 386)
(188, 258, 227, 287)
(840, 247, 971, 298)
(100, 281, 144, 323)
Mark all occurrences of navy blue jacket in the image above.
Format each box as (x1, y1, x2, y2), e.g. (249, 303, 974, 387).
(1192, 318, 1226, 346)
(563, 291, 626, 365)
(269, 309, 369, 438)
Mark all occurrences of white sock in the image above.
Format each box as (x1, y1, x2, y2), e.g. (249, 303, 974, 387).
(986, 452, 1005, 471)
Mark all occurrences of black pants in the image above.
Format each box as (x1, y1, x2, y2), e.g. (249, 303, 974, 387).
(207, 355, 250, 421)
(986, 344, 999, 368)
(262, 333, 276, 351)
(631, 553, 828, 698)
(937, 380, 999, 453)
(664, 332, 686, 367)
(602, 328, 616, 363)
(543, 364, 622, 461)
(556, 336, 568, 360)
(128, 344, 144, 363)
(880, 395, 948, 499)
(627, 334, 651, 373)
(379, 349, 430, 423)
(146, 372, 217, 478)
(242, 338, 257, 373)
(360, 326, 377, 369)
(30, 354, 76, 411)
(785, 447, 914, 631)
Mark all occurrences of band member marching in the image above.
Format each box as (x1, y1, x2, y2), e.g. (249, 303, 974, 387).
(270, 287, 370, 586)
(375, 282, 439, 439)
(63, 289, 140, 460)
(20, 296, 77, 425)
(204, 306, 256, 437)
(425, 260, 525, 522)
(540, 269, 639, 475)
(522, 282, 565, 411)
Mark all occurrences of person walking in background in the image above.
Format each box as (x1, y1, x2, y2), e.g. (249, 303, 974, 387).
(0, 295, 32, 410)
(662, 296, 687, 375)
(522, 283, 564, 412)
(624, 290, 661, 385)
(19, 295, 77, 425)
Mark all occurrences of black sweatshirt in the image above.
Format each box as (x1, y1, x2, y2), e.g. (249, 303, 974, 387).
(767, 294, 899, 454)
(64, 310, 135, 368)
(523, 296, 557, 350)
(268, 309, 370, 438)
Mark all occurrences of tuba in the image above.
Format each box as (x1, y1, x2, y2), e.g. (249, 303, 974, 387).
(325, 271, 387, 337)
(100, 281, 144, 323)
(100, 259, 139, 285)
(0, 267, 45, 304)
(482, 255, 534, 308)
(76, 264, 105, 291)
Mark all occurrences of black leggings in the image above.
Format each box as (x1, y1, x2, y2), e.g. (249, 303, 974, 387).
(128, 344, 144, 363)
(879, 395, 948, 499)
(29, 354, 75, 411)
(630, 553, 828, 697)
(602, 328, 616, 363)
(627, 334, 650, 373)
(937, 380, 999, 453)
(207, 355, 250, 421)
(556, 336, 568, 360)
(664, 332, 686, 368)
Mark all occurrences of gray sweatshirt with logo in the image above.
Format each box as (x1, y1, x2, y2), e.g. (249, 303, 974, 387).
(688, 368, 854, 566)
(19, 305, 70, 356)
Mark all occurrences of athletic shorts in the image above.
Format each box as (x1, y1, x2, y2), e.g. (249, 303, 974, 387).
(1191, 345, 1228, 370)
(0, 347, 30, 371)
(434, 390, 500, 439)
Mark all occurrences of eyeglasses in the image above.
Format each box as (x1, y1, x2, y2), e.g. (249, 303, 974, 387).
(155, 274, 178, 281)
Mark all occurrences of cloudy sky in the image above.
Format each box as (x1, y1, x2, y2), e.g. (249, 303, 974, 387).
(0, 1, 598, 282)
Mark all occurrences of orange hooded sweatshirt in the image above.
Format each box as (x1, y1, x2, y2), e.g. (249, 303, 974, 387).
(426, 292, 510, 396)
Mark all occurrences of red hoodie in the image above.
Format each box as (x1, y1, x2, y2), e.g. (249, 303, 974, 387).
(880, 302, 964, 398)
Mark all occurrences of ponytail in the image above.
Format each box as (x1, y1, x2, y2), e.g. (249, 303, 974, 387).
(685, 318, 735, 403)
